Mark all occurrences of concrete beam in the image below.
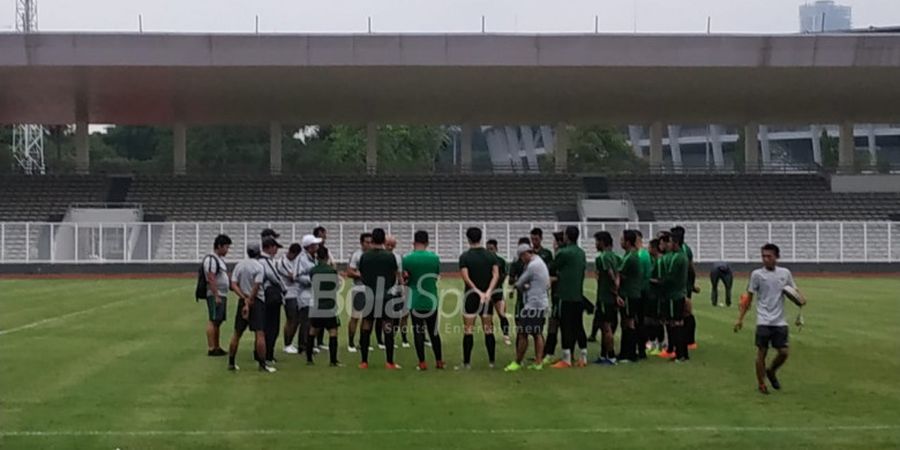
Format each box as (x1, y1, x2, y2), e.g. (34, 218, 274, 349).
(366, 122, 377, 175)
(173, 123, 186, 176)
(554, 123, 569, 174)
(649, 122, 664, 169)
(839, 122, 855, 171)
(460, 123, 473, 173)
(668, 125, 682, 172)
(74, 120, 89, 175)
(270, 122, 282, 176)
(744, 123, 760, 171)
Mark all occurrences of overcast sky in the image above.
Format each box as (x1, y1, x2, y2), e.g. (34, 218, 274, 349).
(1, 0, 898, 34)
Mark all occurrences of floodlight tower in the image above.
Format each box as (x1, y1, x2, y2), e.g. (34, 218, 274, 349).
(11, 0, 46, 175)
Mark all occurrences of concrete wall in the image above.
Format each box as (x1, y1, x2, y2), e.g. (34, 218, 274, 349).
(831, 175, 900, 193)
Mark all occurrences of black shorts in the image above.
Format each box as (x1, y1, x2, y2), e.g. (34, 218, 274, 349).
(642, 293, 659, 319)
(516, 309, 546, 335)
(206, 295, 227, 324)
(283, 297, 299, 322)
(235, 298, 265, 333)
(621, 296, 640, 319)
(363, 294, 406, 320)
(664, 297, 686, 321)
(351, 289, 367, 313)
(755, 325, 789, 349)
(597, 301, 618, 325)
(490, 291, 505, 305)
(311, 316, 340, 330)
(549, 296, 561, 320)
(464, 294, 493, 316)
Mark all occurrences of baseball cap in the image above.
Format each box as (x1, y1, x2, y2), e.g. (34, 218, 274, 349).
(260, 228, 280, 239)
(517, 243, 533, 256)
(261, 237, 283, 249)
(301, 234, 323, 248)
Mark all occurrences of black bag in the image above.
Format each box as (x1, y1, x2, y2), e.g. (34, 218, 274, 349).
(195, 255, 220, 301)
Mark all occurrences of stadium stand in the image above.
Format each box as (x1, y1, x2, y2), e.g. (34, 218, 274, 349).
(126, 175, 582, 221)
(605, 174, 900, 221)
(0, 175, 108, 222)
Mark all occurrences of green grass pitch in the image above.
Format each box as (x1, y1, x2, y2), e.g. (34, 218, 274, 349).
(1, 276, 899, 449)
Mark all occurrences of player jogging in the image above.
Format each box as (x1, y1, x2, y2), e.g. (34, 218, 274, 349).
(734, 243, 806, 395)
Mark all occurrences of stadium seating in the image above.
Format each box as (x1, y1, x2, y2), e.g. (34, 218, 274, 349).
(126, 175, 582, 221)
(605, 174, 900, 221)
(0, 175, 108, 222)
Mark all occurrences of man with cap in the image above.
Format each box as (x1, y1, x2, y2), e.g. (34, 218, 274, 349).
(504, 243, 550, 372)
(228, 244, 271, 372)
(312, 226, 333, 350)
(278, 243, 302, 355)
(258, 236, 287, 366)
(295, 234, 321, 356)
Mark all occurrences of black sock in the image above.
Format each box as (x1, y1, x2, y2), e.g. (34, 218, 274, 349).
(463, 334, 474, 364)
(360, 329, 371, 363)
(545, 329, 557, 356)
(306, 337, 315, 362)
(414, 324, 426, 363)
(385, 328, 395, 364)
(679, 327, 690, 359)
(431, 333, 443, 362)
(666, 326, 675, 353)
(686, 314, 697, 345)
(228, 355, 235, 366)
(401, 328, 409, 344)
(329, 336, 338, 364)
(375, 319, 384, 345)
(499, 316, 510, 337)
(485, 334, 496, 363)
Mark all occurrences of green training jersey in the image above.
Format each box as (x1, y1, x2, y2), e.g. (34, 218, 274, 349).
(493, 253, 508, 286)
(637, 248, 652, 292)
(310, 261, 339, 312)
(619, 249, 642, 299)
(596, 250, 621, 305)
(403, 249, 441, 312)
(508, 258, 525, 313)
(551, 244, 586, 303)
(681, 243, 694, 263)
(661, 250, 689, 300)
(459, 247, 499, 293)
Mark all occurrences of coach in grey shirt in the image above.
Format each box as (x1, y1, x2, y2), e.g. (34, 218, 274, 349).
(514, 244, 550, 313)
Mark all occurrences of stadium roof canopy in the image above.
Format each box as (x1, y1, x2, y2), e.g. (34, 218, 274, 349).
(1, 32, 900, 125)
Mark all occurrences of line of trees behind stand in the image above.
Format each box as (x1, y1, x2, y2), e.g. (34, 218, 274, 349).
(0, 124, 645, 176)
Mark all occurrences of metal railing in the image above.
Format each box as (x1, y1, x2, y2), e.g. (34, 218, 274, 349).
(1, 221, 898, 265)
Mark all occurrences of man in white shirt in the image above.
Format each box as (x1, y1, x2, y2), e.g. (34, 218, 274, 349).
(228, 244, 271, 372)
(505, 244, 550, 372)
(202, 234, 231, 357)
(346, 233, 373, 353)
(296, 234, 322, 356)
(735, 243, 806, 395)
(279, 243, 302, 354)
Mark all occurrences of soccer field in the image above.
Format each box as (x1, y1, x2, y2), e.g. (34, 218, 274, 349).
(1, 276, 899, 449)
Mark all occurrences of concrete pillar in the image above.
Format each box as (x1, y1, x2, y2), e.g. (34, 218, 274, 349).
(628, 125, 643, 158)
(505, 126, 523, 172)
(867, 124, 877, 164)
(839, 122, 855, 171)
(74, 120, 90, 175)
(810, 125, 823, 165)
(649, 122, 664, 170)
(520, 125, 539, 172)
(709, 125, 725, 169)
(460, 123, 473, 173)
(366, 122, 377, 175)
(759, 125, 771, 167)
(744, 123, 760, 172)
(270, 122, 282, 176)
(173, 123, 187, 176)
(554, 123, 569, 174)
(667, 125, 682, 172)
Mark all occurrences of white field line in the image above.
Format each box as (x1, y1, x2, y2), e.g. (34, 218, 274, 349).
(1, 424, 898, 438)
(0, 286, 181, 336)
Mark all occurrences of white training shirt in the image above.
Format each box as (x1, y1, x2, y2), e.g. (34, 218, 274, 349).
(203, 254, 229, 298)
(277, 255, 300, 299)
(232, 258, 264, 301)
(515, 256, 550, 312)
(257, 254, 286, 302)
(296, 251, 317, 307)
(747, 266, 796, 327)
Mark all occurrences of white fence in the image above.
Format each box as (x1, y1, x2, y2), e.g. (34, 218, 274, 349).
(1, 221, 899, 264)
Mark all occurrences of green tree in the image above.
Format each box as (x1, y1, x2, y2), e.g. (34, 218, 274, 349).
(565, 125, 647, 174)
(820, 130, 839, 171)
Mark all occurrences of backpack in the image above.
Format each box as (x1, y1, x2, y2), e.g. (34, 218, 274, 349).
(195, 255, 221, 301)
